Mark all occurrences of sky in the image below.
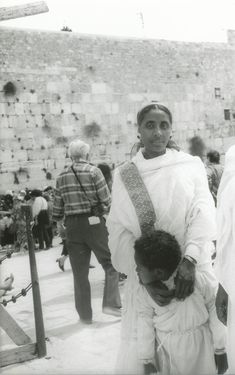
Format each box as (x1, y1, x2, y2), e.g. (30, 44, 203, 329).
(0, 0, 235, 43)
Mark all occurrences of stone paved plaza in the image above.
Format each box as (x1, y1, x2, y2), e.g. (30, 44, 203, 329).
(1, 238, 124, 374)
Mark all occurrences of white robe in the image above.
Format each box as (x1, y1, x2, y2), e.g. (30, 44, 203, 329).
(137, 271, 226, 375)
(214, 145, 235, 373)
(107, 149, 217, 374)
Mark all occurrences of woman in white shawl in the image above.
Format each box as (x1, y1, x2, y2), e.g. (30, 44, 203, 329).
(215, 145, 235, 373)
(107, 103, 217, 374)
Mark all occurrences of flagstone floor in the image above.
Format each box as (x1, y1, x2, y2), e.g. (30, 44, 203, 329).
(1, 238, 124, 374)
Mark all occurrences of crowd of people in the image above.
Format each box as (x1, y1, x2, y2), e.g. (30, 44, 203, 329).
(1, 102, 235, 374)
(0, 186, 54, 252)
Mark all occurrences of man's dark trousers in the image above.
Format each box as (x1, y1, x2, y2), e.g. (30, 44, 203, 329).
(37, 210, 50, 249)
(66, 214, 121, 320)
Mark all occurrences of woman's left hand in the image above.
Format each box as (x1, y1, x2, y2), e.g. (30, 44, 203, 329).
(216, 284, 228, 326)
(175, 258, 195, 300)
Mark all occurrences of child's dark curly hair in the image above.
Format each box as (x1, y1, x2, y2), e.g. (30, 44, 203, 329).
(134, 230, 182, 275)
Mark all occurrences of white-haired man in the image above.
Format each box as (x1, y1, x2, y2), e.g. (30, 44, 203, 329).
(53, 139, 121, 324)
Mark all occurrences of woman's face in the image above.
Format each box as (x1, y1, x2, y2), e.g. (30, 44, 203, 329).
(138, 109, 172, 157)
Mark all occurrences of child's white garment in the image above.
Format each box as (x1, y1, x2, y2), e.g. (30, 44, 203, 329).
(137, 271, 226, 375)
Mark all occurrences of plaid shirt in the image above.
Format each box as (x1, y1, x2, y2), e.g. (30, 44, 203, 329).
(53, 161, 111, 221)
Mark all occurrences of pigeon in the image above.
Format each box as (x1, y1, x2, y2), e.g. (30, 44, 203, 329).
(0, 273, 14, 296)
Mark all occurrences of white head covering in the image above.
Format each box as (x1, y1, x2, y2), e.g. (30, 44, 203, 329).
(217, 145, 235, 202)
(5, 190, 13, 196)
(215, 145, 235, 303)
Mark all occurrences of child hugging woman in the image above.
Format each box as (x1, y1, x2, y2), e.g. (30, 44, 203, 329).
(134, 230, 227, 375)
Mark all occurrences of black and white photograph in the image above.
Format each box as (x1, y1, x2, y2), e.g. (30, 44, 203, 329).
(0, 0, 234, 374)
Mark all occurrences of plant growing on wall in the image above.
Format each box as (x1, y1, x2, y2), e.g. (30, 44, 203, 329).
(42, 119, 52, 135)
(18, 167, 28, 174)
(13, 167, 29, 184)
(83, 122, 101, 144)
(3, 82, 16, 96)
(56, 136, 68, 145)
(61, 26, 72, 32)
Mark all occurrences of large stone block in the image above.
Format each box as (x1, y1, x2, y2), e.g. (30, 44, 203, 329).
(50, 147, 67, 159)
(15, 103, 25, 115)
(128, 94, 144, 102)
(223, 136, 235, 151)
(88, 94, 101, 103)
(85, 113, 102, 125)
(62, 103, 72, 114)
(104, 103, 112, 114)
(15, 149, 28, 162)
(91, 83, 107, 94)
(0, 128, 14, 139)
(5, 103, 15, 115)
(47, 81, 59, 92)
(81, 93, 91, 103)
(111, 103, 119, 114)
(29, 103, 42, 115)
(28, 93, 38, 103)
(0, 173, 14, 194)
(71, 103, 81, 113)
(62, 125, 74, 137)
(50, 103, 61, 115)
(1, 116, 9, 128)
(0, 103, 6, 115)
(0, 150, 12, 163)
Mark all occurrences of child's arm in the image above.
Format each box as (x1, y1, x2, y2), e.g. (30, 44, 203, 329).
(136, 285, 158, 373)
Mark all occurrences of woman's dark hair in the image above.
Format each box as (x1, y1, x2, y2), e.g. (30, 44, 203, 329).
(137, 103, 173, 126)
(136, 104, 180, 152)
(97, 163, 112, 182)
(134, 230, 182, 275)
(30, 189, 42, 198)
(3, 194, 13, 210)
(207, 150, 220, 164)
(44, 186, 53, 192)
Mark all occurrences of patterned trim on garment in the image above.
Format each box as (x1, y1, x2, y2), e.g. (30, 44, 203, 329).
(119, 162, 156, 235)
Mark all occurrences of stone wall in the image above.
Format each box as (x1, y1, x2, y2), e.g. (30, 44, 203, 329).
(0, 26, 235, 192)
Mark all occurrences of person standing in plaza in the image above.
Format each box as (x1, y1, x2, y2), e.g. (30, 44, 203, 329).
(206, 150, 224, 206)
(215, 145, 235, 373)
(188, 135, 206, 162)
(31, 189, 50, 250)
(53, 139, 121, 324)
(107, 104, 217, 373)
(43, 187, 54, 247)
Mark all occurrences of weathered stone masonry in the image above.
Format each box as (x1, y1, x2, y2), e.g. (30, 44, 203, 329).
(0, 27, 235, 192)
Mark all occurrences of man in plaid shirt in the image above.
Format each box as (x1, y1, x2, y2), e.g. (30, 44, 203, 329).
(53, 139, 121, 324)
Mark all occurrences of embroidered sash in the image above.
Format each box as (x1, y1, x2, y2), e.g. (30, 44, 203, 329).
(119, 162, 156, 235)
